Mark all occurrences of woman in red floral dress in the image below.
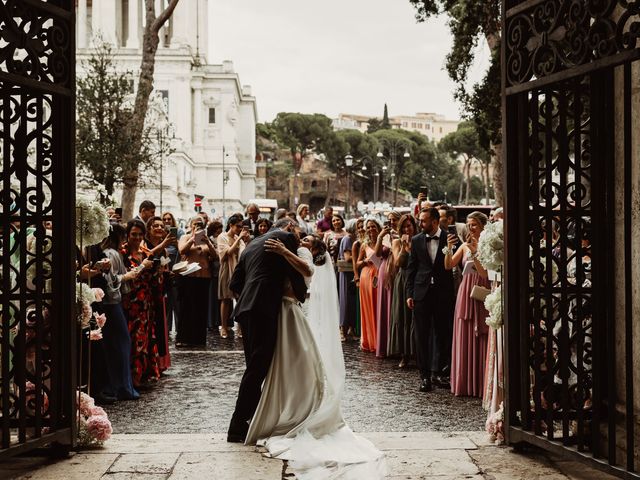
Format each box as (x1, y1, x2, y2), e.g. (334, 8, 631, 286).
(121, 219, 161, 388)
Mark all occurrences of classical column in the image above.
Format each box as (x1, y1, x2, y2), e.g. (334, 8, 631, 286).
(193, 83, 203, 146)
(77, 0, 87, 48)
(126, 0, 140, 48)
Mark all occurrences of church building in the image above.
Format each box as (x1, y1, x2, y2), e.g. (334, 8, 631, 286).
(76, 0, 257, 221)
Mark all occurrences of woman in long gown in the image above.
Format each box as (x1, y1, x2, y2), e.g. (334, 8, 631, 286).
(445, 211, 491, 397)
(246, 235, 386, 479)
(121, 219, 161, 388)
(374, 211, 400, 358)
(388, 215, 417, 367)
(338, 221, 357, 341)
(351, 219, 365, 338)
(356, 219, 382, 353)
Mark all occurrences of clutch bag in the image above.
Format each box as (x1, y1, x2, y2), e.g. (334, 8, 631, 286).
(470, 285, 490, 302)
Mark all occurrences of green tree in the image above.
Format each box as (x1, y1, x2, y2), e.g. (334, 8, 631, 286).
(366, 117, 383, 134)
(408, 0, 503, 205)
(439, 121, 489, 204)
(120, 0, 180, 219)
(76, 42, 155, 201)
(382, 103, 391, 129)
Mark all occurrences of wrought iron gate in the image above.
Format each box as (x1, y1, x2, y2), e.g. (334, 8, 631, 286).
(503, 1, 639, 477)
(0, 0, 76, 457)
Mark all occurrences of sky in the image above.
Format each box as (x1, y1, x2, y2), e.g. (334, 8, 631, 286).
(208, 0, 489, 123)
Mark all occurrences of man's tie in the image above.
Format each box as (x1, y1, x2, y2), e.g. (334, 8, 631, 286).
(426, 236, 439, 242)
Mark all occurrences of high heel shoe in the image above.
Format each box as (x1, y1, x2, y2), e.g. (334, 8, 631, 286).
(219, 326, 228, 339)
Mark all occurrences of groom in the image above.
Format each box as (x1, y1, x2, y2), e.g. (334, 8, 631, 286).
(227, 218, 306, 443)
(405, 207, 455, 392)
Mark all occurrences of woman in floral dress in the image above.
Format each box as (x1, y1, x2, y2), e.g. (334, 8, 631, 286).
(121, 219, 161, 388)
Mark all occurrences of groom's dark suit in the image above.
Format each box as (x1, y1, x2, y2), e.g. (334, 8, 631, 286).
(405, 229, 455, 380)
(228, 228, 306, 440)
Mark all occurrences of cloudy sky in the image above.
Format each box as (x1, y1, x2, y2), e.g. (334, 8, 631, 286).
(208, 0, 489, 123)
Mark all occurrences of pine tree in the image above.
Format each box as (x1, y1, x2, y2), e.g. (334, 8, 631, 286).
(381, 103, 391, 129)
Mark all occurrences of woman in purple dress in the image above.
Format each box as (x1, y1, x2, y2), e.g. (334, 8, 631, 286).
(338, 220, 357, 341)
(445, 211, 490, 397)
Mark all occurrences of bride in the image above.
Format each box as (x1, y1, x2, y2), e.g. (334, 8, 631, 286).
(245, 234, 386, 479)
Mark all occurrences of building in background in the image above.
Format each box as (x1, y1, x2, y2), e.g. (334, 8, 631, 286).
(333, 112, 459, 143)
(76, 0, 257, 221)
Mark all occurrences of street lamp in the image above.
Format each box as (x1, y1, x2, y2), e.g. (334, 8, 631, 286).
(376, 139, 410, 207)
(344, 154, 353, 217)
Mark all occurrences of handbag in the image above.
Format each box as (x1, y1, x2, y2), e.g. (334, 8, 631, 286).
(470, 285, 490, 302)
(336, 260, 353, 273)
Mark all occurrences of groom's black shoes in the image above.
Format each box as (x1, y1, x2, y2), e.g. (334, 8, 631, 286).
(227, 418, 248, 443)
(419, 378, 433, 392)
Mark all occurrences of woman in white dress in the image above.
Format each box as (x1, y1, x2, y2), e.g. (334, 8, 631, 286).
(245, 235, 386, 479)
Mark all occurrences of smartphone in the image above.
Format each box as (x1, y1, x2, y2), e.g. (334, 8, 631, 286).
(115, 207, 123, 217)
(419, 186, 428, 195)
(169, 226, 178, 237)
(447, 225, 461, 246)
(194, 229, 206, 244)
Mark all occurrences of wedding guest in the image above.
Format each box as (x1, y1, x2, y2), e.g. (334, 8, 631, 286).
(255, 218, 272, 237)
(356, 218, 381, 353)
(242, 203, 261, 240)
(374, 211, 400, 358)
(135, 200, 156, 224)
(388, 215, 417, 367)
(121, 219, 161, 388)
(316, 206, 334, 233)
(274, 208, 287, 221)
(99, 223, 140, 400)
(161, 211, 182, 333)
(207, 220, 223, 331)
(351, 218, 366, 339)
(296, 203, 312, 234)
(445, 211, 491, 397)
(406, 208, 455, 393)
(338, 220, 357, 342)
(143, 216, 176, 371)
(218, 214, 250, 338)
(177, 216, 218, 348)
(323, 214, 347, 265)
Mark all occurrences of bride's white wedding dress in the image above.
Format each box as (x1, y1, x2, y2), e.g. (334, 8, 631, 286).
(245, 250, 386, 479)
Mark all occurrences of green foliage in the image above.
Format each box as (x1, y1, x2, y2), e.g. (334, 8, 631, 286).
(382, 103, 391, 129)
(366, 118, 383, 134)
(259, 112, 349, 170)
(76, 42, 158, 197)
(408, 0, 501, 151)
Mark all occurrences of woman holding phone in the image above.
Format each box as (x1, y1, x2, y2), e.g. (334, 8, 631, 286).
(217, 214, 249, 339)
(176, 216, 218, 347)
(444, 211, 490, 397)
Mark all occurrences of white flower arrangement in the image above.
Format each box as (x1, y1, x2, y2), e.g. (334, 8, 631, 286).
(477, 220, 503, 272)
(76, 282, 97, 305)
(76, 197, 109, 246)
(484, 288, 503, 330)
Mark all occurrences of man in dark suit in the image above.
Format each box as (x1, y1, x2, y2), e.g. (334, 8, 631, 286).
(406, 207, 455, 392)
(227, 218, 306, 442)
(241, 203, 261, 241)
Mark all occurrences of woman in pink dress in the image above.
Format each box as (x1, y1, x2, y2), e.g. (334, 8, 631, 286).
(445, 211, 490, 397)
(356, 219, 381, 353)
(374, 211, 400, 358)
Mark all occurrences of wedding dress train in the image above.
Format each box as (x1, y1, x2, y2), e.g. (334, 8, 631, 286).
(245, 252, 386, 479)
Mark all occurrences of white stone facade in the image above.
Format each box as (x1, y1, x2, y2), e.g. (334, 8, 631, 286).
(76, 0, 257, 222)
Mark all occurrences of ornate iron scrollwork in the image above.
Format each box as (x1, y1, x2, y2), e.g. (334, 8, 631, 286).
(506, 0, 640, 87)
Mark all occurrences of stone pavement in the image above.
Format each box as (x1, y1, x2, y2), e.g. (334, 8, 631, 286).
(1, 431, 617, 480)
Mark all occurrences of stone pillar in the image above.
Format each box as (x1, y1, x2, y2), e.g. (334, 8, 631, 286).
(126, 0, 139, 48)
(77, 0, 87, 48)
(193, 81, 203, 146)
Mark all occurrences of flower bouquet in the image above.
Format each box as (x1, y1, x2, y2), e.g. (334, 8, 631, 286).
(477, 220, 503, 272)
(77, 392, 112, 447)
(484, 288, 503, 330)
(486, 401, 505, 445)
(75, 197, 110, 247)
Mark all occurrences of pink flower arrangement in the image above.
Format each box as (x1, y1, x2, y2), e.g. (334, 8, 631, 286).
(94, 312, 107, 328)
(80, 303, 93, 327)
(92, 288, 105, 302)
(25, 381, 50, 417)
(89, 328, 103, 341)
(77, 392, 112, 446)
(486, 401, 505, 445)
(86, 414, 112, 442)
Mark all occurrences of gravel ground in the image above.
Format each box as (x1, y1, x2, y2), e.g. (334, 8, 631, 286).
(105, 332, 486, 434)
